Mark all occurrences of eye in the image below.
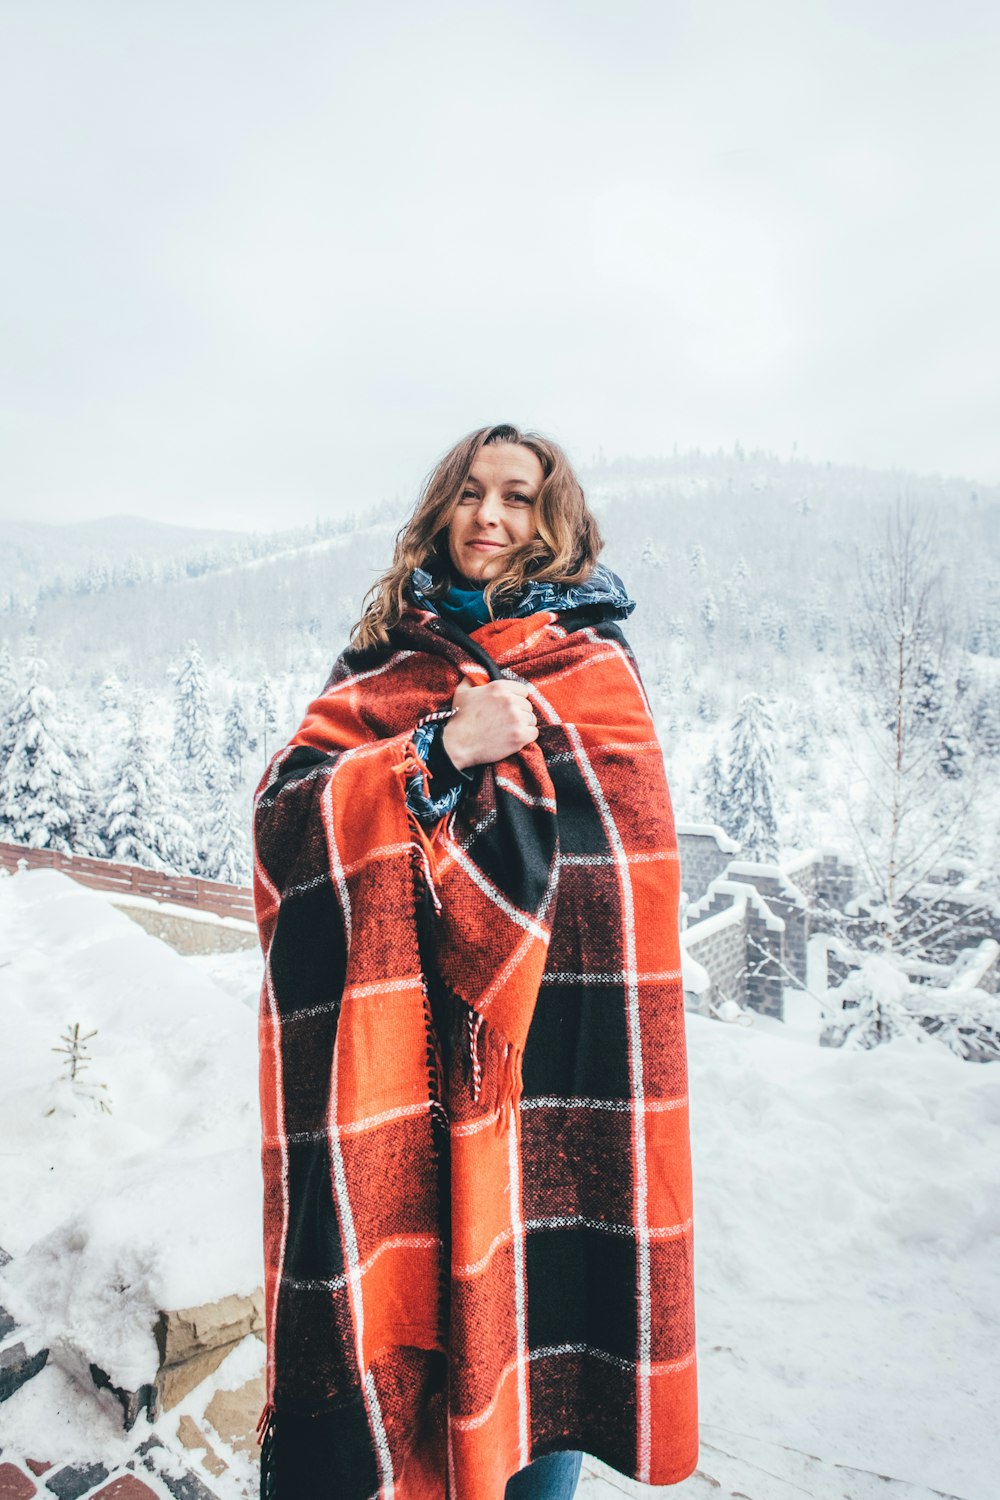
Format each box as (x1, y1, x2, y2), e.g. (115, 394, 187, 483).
(507, 494, 534, 506)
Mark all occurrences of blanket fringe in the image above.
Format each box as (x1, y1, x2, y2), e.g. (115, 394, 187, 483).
(392, 743, 444, 913)
(394, 739, 526, 1140)
(256, 1401, 276, 1500)
(496, 1039, 524, 1141)
(455, 997, 523, 1138)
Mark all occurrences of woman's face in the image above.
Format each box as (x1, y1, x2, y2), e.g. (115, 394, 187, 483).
(446, 443, 543, 584)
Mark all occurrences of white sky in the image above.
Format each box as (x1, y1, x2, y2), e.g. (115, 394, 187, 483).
(2, 0, 998, 530)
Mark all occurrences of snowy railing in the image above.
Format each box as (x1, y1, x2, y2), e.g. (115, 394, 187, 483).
(0, 841, 255, 923)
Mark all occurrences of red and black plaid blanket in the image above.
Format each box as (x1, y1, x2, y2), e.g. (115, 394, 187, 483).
(252, 600, 698, 1500)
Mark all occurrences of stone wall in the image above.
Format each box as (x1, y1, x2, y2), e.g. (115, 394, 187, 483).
(683, 876, 790, 1021)
(896, 888, 1000, 962)
(816, 853, 857, 911)
(676, 823, 741, 903)
(682, 903, 748, 1014)
(113, 903, 259, 956)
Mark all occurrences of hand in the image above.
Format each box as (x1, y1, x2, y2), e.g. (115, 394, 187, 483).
(441, 676, 538, 770)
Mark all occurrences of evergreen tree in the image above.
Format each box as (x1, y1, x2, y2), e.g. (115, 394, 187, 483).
(700, 591, 719, 650)
(813, 610, 833, 653)
(203, 784, 251, 884)
(696, 691, 717, 723)
(172, 642, 217, 788)
(0, 644, 15, 713)
(257, 678, 278, 763)
(98, 672, 124, 712)
(0, 649, 98, 853)
(726, 693, 779, 861)
(102, 697, 198, 870)
(158, 759, 201, 874)
(222, 694, 252, 785)
(760, 602, 789, 654)
(687, 542, 706, 577)
(703, 744, 728, 829)
(972, 689, 1000, 757)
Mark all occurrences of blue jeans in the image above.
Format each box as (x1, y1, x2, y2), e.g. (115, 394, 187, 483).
(504, 1450, 583, 1500)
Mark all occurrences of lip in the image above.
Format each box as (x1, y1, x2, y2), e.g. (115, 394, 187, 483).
(467, 540, 504, 550)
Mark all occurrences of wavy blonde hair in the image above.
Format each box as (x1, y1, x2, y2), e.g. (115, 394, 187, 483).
(350, 423, 604, 651)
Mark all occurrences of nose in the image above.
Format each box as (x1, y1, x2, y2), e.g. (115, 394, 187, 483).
(472, 493, 503, 527)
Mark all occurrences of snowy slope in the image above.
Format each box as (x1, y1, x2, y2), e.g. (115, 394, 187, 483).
(0, 869, 261, 1391)
(0, 516, 250, 604)
(687, 1015, 998, 1499)
(0, 870, 997, 1498)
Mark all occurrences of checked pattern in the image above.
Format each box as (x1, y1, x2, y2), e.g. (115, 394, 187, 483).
(251, 601, 698, 1500)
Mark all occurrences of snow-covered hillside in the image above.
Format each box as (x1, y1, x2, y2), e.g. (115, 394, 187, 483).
(2, 449, 999, 887)
(0, 869, 996, 1498)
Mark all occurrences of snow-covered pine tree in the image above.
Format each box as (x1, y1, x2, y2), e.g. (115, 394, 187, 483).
(102, 696, 198, 870)
(0, 644, 16, 713)
(203, 783, 251, 884)
(98, 672, 124, 712)
(0, 648, 99, 853)
(257, 678, 278, 763)
(696, 690, 718, 724)
(222, 693, 252, 786)
(972, 688, 1000, 758)
(700, 591, 719, 651)
(171, 641, 217, 789)
(725, 693, 779, 861)
(703, 743, 728, 829)
(170, 641, 227, 873)
(157, 760, 201, 874)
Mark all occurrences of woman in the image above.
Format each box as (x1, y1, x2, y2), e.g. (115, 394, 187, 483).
(252, 424, 698, 1500)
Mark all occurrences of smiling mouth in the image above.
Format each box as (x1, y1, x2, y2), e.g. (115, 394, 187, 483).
(468, 540, 503, 548)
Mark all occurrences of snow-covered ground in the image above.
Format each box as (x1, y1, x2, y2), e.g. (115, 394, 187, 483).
(1, 868, 997, 1499)
(0, 870, 262, 1389)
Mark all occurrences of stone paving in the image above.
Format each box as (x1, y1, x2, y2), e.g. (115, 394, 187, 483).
(0, 1438, 221, 1500)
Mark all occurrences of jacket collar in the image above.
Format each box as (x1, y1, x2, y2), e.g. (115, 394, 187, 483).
(408, 561, 636, 622)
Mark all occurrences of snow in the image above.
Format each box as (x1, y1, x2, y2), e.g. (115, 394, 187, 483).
(1, 869, 998, 1498)
(688, 1014, 1000, 1499)
(679, 944, 711, 996)
(113, 892, 256, 933)
(675, 821, 742, 853)
(950, 939, 999, 991)
(0, 869, 261, 1391)
(686, 876, 786, 931)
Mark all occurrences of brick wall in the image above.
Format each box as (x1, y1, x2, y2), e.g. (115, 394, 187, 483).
(682, 903, 748, 1013)
(677, 823, 741, 903)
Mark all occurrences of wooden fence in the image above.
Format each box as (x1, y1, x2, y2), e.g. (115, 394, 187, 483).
(0, 841, 255, 924)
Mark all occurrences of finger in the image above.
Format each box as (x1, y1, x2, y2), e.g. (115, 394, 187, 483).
(452, 673, 480, 701)
(497, 680, 533, 697)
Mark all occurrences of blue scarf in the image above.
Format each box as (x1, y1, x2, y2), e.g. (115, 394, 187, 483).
(434, 580, 493, 633)
(409, 562, 635, 633)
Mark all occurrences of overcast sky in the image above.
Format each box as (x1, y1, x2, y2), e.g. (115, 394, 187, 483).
(2, 0, 998, 531)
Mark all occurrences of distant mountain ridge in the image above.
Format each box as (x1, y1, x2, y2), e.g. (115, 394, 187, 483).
(0, 504, 397, 614)
(0, 450, 996, 697)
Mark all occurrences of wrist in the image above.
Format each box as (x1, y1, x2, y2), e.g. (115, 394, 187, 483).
(441, 715, 473, 773)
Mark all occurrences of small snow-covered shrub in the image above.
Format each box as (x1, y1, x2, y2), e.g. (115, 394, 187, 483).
(825, 956, 1000, 1062)
(825, 958, 926, 1051)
